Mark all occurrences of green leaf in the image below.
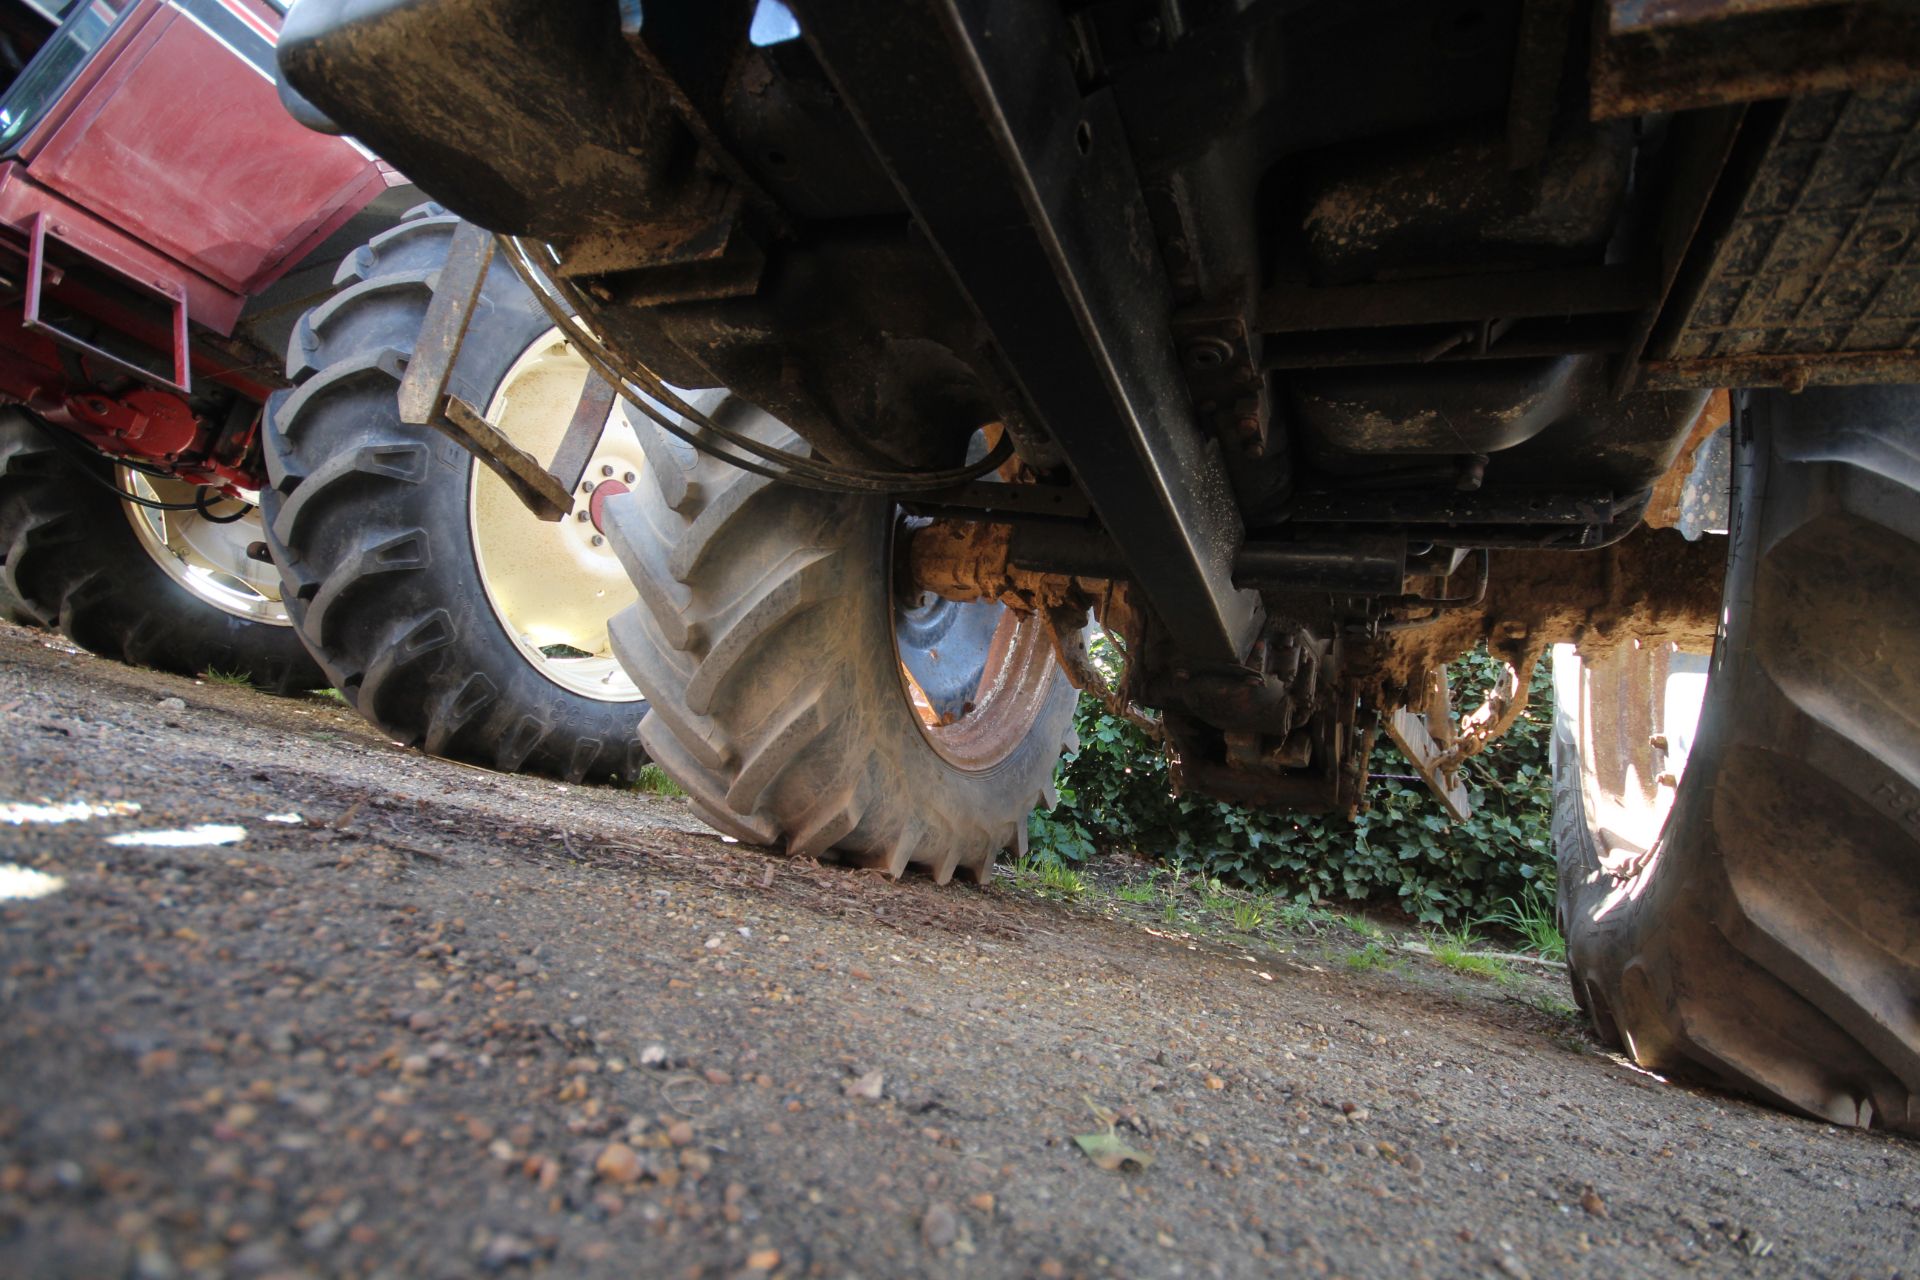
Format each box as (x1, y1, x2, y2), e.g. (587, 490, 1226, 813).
(1074, 1131, 1153, 1172)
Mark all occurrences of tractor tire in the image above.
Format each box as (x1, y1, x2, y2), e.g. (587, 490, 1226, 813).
(0, 411, 321, 691)
(602, 404, 1078, 882)
(0, 570, 33, 625)
(1554, 384, 1920, 1134)
(260, 208, 650, 784)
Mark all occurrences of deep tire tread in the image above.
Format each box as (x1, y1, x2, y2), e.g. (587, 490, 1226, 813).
(1558, 385, 1920, 1135)
(0, 413, 322, 692)
(261, 219, 647, 783)
(605, 404, 1076, 882)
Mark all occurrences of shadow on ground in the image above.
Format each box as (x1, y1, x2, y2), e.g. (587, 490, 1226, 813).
(1, 622, 1913, 1278)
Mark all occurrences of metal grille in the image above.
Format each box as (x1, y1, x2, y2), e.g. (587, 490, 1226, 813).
(1653, 85, 1920, 385)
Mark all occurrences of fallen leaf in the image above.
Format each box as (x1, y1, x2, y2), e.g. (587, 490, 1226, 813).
(1074, 1130, 1152, 1172)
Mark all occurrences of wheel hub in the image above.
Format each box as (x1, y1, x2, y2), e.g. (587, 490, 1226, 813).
(469, 330, 644, 702)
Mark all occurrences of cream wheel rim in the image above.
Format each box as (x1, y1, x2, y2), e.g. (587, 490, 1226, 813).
(119, 470, 289, 625)
(469, 329, 644, 703)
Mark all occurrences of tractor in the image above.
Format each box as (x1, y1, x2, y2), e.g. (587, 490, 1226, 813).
(0, 0, 651, 781)
(268, 0, 1920, 1133)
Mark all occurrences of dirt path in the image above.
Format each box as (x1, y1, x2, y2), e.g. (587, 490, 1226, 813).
(1, 622, 1914, 1279)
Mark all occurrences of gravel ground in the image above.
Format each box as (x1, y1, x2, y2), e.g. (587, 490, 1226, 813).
(1, 621, 1916, 1280)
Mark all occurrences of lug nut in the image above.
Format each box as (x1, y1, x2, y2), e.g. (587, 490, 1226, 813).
(575, 511, 589, 523)
(622, 471, 635, 484)
(580, 480, 594, 494)
(600, 464, 615, 477)
(590, 534, 604, 547)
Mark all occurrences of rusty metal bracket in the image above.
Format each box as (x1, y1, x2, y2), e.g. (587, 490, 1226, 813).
(548, 371, 619, 499)
(393, 221, 620, 524)
(434, 395, 575, 522)
(398, 220, 494, 427)
(1385, 668, 1473, 822)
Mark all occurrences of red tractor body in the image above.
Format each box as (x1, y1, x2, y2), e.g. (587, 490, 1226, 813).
(0, 0, 389, 489)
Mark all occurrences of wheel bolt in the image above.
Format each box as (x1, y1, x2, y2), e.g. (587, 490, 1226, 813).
(591, 534, 605, 547)
(576, 511, 589, 523)
(600, 464, 615, 477)
(623, 471, 635, 484)
(580, 480, 594, 494)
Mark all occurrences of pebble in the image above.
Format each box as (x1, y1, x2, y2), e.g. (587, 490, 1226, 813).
(1581, 1188, 1609, 1218)
(921, 1201, 959, 1250)
(156, 697, 186, 711)
(594, 1142, 643, 1185)
(667, 1120, 695, 1147)
(844, 1070, 885, 1100)
(639, 1044, 668, 1067)
(479, 1233, 539, 1271)
(746, 1249, 780, 1272)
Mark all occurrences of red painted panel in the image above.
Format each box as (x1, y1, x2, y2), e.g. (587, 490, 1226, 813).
(0, 161, 243, 331)
(27, 7, 377, 295)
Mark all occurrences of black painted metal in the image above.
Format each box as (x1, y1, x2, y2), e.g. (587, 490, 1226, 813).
(1234, 536, 1407, 594)
(789, 0, 1261, 666)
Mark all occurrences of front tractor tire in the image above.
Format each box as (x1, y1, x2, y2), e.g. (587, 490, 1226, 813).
(1555, 385, 1920, 1134)
(602, 405, 1078, 883)
(261, 210, 650, 784)
(0, 411, 321, 691)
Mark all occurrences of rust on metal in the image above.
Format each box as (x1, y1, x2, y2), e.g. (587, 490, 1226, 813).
(396, 220, 494, 426)
(547, 370, 619, 499)
(1644, 388, 1730, 528)
(1640, 351, 1920, 389)
(433, 394, 575, 522)
(1364, 525, 1725, 708)
(1386, 706, 1473, 822)
(1592, 1, 1920, 118)
(903, 519, 1108, 613)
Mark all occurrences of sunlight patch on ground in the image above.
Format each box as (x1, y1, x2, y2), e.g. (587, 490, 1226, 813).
(0, 864, 65, 900)
(0, 799, 141, 825)
(106, 824, 246, 848)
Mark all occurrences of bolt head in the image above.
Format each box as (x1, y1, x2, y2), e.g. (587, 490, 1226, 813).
(590, 534, 604, 547)
(581, 480, 594, 494)
(622, 472, 636, 484)
(600, 464, 615, 478)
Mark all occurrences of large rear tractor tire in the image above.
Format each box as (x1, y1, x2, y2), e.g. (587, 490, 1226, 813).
(1555, 384, 1920, 1134)
(0, 411, 321, 691)
(602, 406, 1078, 882)
(261, 209, 650, 784)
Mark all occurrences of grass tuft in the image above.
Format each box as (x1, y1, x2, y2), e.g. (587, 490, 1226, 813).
(633, 764, 686, 797)
(1481, 884, 1566, 962)
(1429, 926, 1516, 982)
(201, 668, 253, 688)
(1344, 942, 1394, 971)
(1229, 899, 1269, 933)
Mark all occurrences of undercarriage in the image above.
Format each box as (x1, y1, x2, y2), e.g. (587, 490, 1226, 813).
(265, 0, 1920, 1134)
(278, 0, 1912, 812)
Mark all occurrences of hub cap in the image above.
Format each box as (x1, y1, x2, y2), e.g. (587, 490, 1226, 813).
(469, 330, 644, 703)
(119, 470, 288, 624)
